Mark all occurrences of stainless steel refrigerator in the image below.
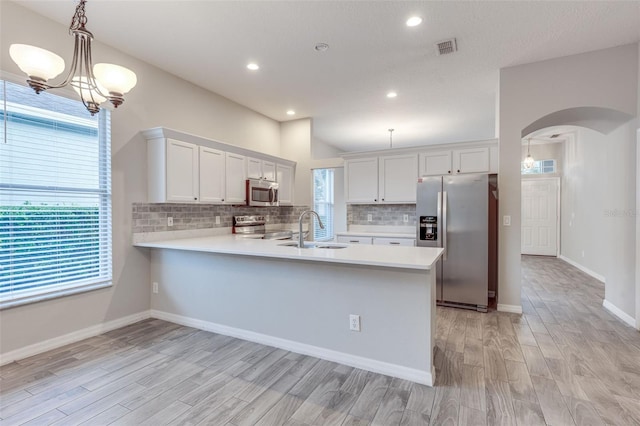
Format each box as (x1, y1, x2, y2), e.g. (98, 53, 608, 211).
(416, 174, 498, 312)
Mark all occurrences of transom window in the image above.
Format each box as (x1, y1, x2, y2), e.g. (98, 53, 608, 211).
(0, 80, 112, 309)
(522, 159, 557, 175)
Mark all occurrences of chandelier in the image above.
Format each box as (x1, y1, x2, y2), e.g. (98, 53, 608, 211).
(523, 138, 535, 169)
(9, 0, 137, 115)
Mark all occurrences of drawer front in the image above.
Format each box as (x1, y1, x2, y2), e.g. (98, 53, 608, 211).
(372, 237, 416, 247)
(336, 236, 373, 245)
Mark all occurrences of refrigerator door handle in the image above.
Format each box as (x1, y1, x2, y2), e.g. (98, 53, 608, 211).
(442, 190, 448, 261)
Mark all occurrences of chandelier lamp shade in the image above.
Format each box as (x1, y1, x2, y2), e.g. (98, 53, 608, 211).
(9, 0, 137, 115)
(523, 138, 535, 169)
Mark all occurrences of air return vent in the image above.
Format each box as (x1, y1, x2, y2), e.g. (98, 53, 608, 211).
(436, 38, 457, 55)
(549, 134, 561, 138)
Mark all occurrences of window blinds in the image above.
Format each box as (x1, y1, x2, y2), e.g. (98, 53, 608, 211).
(0, 81, 112, 308)
(313, 168, 334, 241)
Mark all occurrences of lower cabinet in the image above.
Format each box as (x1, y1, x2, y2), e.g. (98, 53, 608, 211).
(336, 236, 373, 245)
(336, 235, 415, 246)
(373, 237, 416, 246)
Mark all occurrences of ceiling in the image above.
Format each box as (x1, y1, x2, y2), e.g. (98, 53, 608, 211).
(13, 1, 640, 152)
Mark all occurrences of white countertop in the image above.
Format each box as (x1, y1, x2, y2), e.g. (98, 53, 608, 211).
(135, 235, 442, 270)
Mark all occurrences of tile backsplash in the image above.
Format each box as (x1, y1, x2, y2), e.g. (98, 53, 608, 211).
(132, 203, 309, 233)
(347, 204, 417, 226)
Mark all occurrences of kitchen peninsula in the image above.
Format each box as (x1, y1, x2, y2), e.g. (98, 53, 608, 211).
(135, 236, 443, 385)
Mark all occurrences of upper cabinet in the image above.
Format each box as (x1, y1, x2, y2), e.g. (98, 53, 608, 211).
(276, 164, 294, 205)
(149, 138, 199, 203)
(343, 139, 498, 204)
(345, 157, 379, 203)
(199, 147, 225, 203)
(345, 154, 418, 204)
(224, 152, 247, 204)
(144, 128, 295, 205)
(247, 157, 276, 181)
(420, 147, 491, 176)
(379, 154, 418, 203)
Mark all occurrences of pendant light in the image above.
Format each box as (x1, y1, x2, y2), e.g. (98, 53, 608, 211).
(9, 0, 137, 115)
(388, 128, 395, 149)
(523, 138, 535, 169)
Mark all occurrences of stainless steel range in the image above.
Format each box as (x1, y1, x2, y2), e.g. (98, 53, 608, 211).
(232, 215, 294, 240)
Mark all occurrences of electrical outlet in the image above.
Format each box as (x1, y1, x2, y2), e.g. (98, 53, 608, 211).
(152, 282, 159, 294)
(349, 314, 361, 332)
(215, 216, 220, 225)
(167, 217, 174, 227)
(403, 214, 409, 223)
(502, 215, 511, 226)
(367, 214, 372, 222)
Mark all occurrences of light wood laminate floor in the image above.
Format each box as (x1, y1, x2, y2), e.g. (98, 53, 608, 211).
(2, 255, 640, 425)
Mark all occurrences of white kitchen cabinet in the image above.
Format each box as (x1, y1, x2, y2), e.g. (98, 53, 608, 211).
(419, 151, 453, 176)
(373, 237, 416, 246)
(247, 157, 276, 181)
(199, 147, 225, 203)
(378, 154, 418, 203)
(276, 163, 294, 205)
(345, 157, 379, 203)
(419, 147, 490, 176)
(225, 152, 246, 204)
(453, 147, 489, 174)
(336, 236, 373, 245)
(147, 138, 200, 203)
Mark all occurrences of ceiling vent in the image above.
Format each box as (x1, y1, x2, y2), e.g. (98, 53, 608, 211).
(436, 38, 457, 55)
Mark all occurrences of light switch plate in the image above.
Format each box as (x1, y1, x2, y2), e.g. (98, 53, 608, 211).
(503, 215, 511, 226)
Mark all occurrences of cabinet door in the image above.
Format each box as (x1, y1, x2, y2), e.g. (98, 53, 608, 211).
(166, 139, 199, 202)
(262, 161, 276, 181)
(276, 164, 293, 205)
(345, 157, 379, 203)
(419, 151, 452, 176)
(225, 152, 246, 204)
(379, 154, 418, 203)
(373, 237, 415, 246)
(453, 147, 489, 174)
(336, 236, 373, 244)
(246, 157, 262, 179)
(199, 147, 225, 203)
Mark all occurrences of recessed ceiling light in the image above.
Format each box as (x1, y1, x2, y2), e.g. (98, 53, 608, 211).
(314, 43, 329, 52)
(247, 63, 259, 71)
(286, 110, 295, 116)
(406, 16, 422, 27)
(387, 91, 398, 98)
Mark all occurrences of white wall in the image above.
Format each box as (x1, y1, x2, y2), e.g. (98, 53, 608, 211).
(499, 44, 638, 313)
(0, 2, 282, 355)
(281, 119, 312, 207)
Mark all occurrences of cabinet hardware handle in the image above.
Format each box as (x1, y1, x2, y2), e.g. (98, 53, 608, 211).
(457, 169, 460, 173)
(448, 170, 451, 174)
(194, 197, 198, 200)
(382, 198, 384, 201)
(374, 199, 377, 202)
(390, 242, 400, 245)
(222, 199, 224, 202)
(350, 240, 359, 243)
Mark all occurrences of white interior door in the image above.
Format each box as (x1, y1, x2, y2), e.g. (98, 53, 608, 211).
(521, 178, 559, 256)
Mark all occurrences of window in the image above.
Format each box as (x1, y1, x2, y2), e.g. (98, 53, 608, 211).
(521, 159, 556, 175)
(313, 169, 334, 241)
(0, 80, 112, 309)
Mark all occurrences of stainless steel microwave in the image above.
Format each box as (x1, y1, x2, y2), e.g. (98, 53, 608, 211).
(246, 178, 279, 207)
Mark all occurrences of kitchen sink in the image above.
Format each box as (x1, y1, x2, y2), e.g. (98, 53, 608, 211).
(277, 242, 347, 249)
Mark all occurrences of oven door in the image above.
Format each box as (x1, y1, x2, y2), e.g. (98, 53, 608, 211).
(247, 179, 279, 207)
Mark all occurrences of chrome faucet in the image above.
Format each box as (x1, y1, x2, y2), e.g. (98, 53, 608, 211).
(298, 210, 324, 248)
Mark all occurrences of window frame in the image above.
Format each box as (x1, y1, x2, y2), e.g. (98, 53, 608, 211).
(0, 80, 112, 310)
(313, 168, 335, 242)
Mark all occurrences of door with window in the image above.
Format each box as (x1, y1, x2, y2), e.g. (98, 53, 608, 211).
(521, 178, 559, 256)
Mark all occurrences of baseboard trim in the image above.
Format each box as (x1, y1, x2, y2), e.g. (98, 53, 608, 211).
(150, 309, 434, 386)
(0, 311, 151, 366)
(603, 300, 636, 328)
(558, 255, 605, 283)
(497, 304, 523, 314)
